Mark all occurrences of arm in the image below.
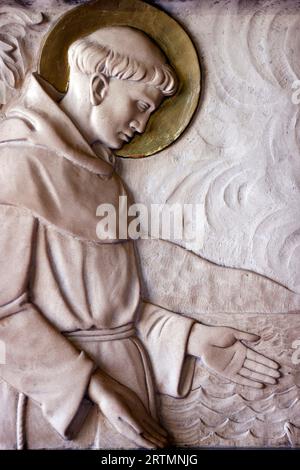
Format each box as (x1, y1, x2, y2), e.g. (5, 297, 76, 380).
(136, 302, 197, 397)
(0, 204, 167, 447)
(88, 369, 168, 448)
(137, 302, 280, 396)
(0, 205, 95, 439)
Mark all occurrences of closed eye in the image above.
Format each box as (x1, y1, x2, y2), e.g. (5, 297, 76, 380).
(137, 101, 151, 112)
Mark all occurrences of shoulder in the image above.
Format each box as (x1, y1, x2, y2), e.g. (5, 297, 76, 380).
(0, 143, 127, 243)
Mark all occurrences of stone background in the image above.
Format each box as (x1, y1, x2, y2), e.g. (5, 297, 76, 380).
(1, 0, 300, 447)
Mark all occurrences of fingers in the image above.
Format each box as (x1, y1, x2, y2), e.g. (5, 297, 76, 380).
(142, 431, 168, 449)
(244, 358, 280, 379)
(115, 419, 157, 449)
(120, 416, 167, 447)
(246, 349, 279, 370)
(233, 349, 280, 388)
(233, 374, 264, 389)
(142, 418, 169, 445)
(133, 403, 169, 443)
(132, 433, 157, 449)
(233, 329, 260, 342)
(130, 395, 168, 438)
(117, 414, 169, 448)
(239, 367, 277, 385)
(143, 415, 168, 438)
(120, 413, 143, 435)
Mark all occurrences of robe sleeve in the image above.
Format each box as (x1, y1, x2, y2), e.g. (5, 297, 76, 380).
(136, 301, 197, 398)
(0, 204, 94, 440)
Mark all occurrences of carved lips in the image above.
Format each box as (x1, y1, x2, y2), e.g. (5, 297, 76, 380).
(119, 131, 134, 143)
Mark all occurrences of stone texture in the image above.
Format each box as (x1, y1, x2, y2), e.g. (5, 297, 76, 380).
(0, 0, 300, 448)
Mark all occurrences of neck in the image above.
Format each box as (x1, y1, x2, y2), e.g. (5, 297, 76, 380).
(59, 86, 95, 145)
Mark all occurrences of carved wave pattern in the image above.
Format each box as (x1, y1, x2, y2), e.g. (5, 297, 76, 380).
(161, 379, 300, 447)
(159, 314, 300, 447)
(117, 1, 300, 446)
(160, 0, 300, 295)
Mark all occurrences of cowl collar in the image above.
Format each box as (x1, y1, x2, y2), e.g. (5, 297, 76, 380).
(4, 73, 116, 178)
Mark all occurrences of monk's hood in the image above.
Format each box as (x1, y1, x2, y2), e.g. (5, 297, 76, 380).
(0, 73, 115, 177)
(0, 74, 129, 243)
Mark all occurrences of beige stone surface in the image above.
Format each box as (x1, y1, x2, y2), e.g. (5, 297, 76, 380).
(0, 0, 299, 448)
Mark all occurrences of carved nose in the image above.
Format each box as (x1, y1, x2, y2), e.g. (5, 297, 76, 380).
(129, 119, 147, 134)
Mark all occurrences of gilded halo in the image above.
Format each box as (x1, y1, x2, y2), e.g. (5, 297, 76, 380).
(38, 0, 201, 158)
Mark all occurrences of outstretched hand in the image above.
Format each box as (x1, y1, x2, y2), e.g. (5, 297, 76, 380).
(188, 323, 280, 388)
(88, 369, 169, 449)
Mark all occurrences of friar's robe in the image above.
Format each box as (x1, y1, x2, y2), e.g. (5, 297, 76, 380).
(0, 74, 197, 449)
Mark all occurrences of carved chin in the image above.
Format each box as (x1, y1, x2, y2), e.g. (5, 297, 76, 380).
(111, 142, 124, 150)
(111, 137, 128, 150)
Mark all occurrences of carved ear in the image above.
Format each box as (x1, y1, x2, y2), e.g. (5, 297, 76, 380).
(89, 73, 109, 106)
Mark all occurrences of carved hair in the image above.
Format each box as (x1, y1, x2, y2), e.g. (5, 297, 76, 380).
(68, 35, 177, 96)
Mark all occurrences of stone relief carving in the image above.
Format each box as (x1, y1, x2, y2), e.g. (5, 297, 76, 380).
(123, 0, 300, 447)
(121, 1, 300, 294)
(0, 0, 299, 450)
(0, 6, 44, 107)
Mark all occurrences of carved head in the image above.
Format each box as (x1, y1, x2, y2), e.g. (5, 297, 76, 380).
(64, 26, 178, 149)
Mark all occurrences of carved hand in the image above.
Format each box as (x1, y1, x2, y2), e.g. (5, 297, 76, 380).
(188, 323, 280, 388)
(88, 369, 169, 449)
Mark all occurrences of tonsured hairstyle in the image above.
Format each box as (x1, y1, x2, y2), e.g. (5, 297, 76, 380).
(68, 29, 178, 96)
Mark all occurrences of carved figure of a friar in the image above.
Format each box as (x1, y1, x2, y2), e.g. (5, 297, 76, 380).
(0, 25, 280, 449)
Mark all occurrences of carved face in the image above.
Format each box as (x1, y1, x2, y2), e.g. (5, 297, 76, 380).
(90, 77, 164, 149)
